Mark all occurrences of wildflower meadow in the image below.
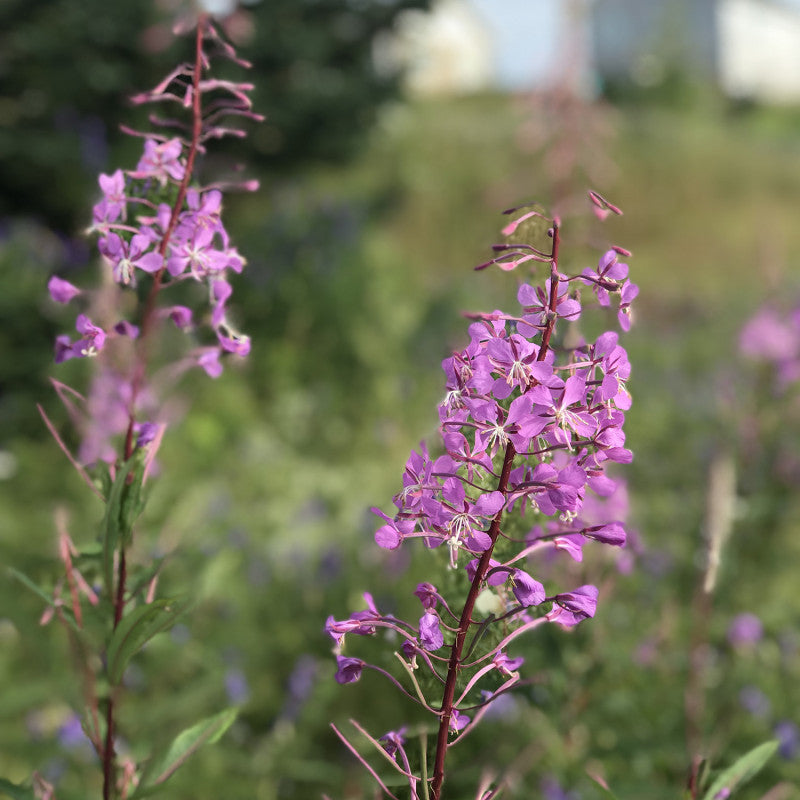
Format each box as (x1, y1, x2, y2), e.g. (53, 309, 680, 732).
(1, 2, 799, 799)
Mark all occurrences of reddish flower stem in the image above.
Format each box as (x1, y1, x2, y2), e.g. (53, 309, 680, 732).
(103, 17, 208, 800)
(429, 222, 562, 799)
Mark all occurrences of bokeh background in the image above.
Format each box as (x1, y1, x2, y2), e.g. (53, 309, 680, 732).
(2, 0, 800, 797)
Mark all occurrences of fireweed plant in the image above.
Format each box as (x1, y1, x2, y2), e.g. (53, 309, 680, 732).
(7, 14, 261, 800)
(327, 192, 638, 799)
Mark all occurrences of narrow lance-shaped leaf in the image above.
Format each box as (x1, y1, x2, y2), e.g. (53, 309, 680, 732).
(130, 708, 238, 797)
(106, 597, 190, 685)
(102, 453, 147, 596)
(701, 740, 779, 800)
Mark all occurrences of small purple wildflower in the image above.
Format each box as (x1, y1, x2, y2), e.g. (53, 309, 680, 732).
(419, 611, 444, 651)
(48, 276, 81, 304)
(449, 710, 470, 733)
(134, 422, 159, 449)
(727, 613, 763, 648)
(541, 775, 580, 800)
(775, 720, 800, 760)
(380, 727, 407, 760)
(511, 569, 546, 607)
(57, 714, 96, 762)
(334, 656, 365, 685)
(224, 668, 250, 705)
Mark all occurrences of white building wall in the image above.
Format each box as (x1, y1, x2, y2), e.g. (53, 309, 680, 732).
(718, 0, 800, 102)
(375, 0, 494, 96)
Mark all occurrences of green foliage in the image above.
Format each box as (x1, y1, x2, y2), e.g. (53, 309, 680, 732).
(0, 0, 431, 232)
(131, 708, 238, 797)
(101, 454, 147, 595)
(106, 597, 190, 686)
(4, 95, 800, 798)
(701, 741, 779, 800)
(0, 776, 35, 800)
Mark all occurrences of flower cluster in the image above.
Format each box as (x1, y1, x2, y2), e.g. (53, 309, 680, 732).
(46, 17, 262, 463)
(328, 197, 637, 799)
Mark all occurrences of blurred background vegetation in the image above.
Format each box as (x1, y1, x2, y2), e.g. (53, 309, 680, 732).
(1, 0, 800, 798)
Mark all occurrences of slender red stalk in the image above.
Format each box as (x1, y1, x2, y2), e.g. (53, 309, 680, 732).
(429, 223, 562, 799)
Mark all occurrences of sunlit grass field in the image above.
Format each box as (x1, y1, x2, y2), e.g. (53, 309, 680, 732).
(2, 91, 800, 798)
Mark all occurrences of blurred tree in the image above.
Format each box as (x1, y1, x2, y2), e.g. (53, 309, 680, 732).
(0, 0, 430, 233)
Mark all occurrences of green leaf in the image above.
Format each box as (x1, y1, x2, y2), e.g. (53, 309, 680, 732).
(93, 459, 113, 498)
(130, 709, 238, 797)
(106, 596, 190, 685)
(7, 567, 79, 633)
(0, 777, 35, 800)
(702, 740, 779, 800)
(102, 454, 147, 596)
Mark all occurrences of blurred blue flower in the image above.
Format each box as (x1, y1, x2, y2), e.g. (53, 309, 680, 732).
(541, 775, 580, 800)
(775, 720, 800, 759)
(225, 668, 250, 705)
(58, 713, 96, 762)
(739, 685, 771, 718)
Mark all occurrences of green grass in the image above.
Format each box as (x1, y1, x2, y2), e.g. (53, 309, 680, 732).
(2, 93, 800, 798)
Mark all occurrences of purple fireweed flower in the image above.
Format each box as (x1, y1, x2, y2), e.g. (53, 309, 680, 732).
(166, 305, 193, 329)
(98, 169, 126, 221)
(419, 611, 444, 651)
(617, 280, 639, 331)
(48, 276, 81, 304)
(518, 277, 581, 331)
(373, 507, 416, 550)
(467, 557, 507, 586)
(100, 232, 163, 286)
(582, 248, 629, 306)
(380, 727, 407, 760)
(55, 314, 106, 363)
(449, 710, 470, 733)
(511, 569, 546, 607)
(531, 374, 597, 449)
(216, 326, 251, 357)
(197, 348, 223, 378)
(135, 422, 159, 449)
(429, 479, 505, 567)
(335, 655, 365, 684)
(414, 582, 440, 609)
(113, 320, 140, 339)
(493, 651, 524, 677)
(131, 137, 185, 184)
(330, 199, 635, 797)
(166, 224, 230, 278)
(548, 585, 598, 626)
(582, 521, 626, 546)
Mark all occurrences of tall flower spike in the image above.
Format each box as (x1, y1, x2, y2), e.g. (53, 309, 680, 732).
(40, 17, 260, 799)
(48, 16, 261, 464)
(329, 193, 636, 800)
